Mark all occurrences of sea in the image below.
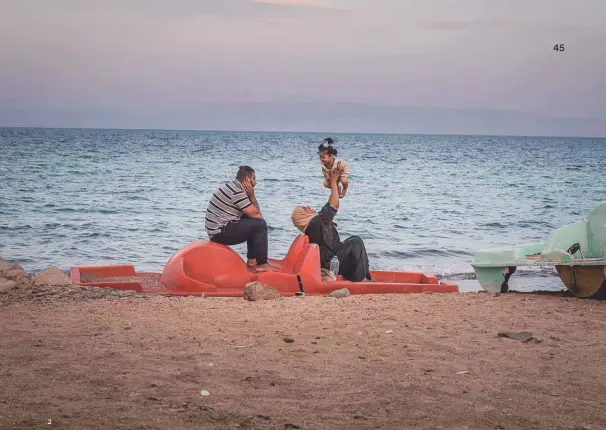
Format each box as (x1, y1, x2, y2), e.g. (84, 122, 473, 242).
(1, 127, 605, 292)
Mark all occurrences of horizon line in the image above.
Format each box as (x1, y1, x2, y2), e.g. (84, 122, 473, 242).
(1, 125, 604, 139)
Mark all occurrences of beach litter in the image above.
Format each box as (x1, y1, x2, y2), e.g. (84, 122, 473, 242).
(497, 331, 534, 343)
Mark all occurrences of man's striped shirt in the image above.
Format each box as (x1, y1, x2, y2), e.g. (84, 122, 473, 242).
(205, 180, 252, 238)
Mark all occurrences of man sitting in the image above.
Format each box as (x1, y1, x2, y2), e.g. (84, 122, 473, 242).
(205, 165, 274, 272)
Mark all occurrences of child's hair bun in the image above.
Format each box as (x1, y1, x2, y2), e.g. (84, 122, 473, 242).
(318, 137, 337, 155)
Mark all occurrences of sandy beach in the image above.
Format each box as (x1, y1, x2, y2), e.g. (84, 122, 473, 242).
(1, 262, 606, 430)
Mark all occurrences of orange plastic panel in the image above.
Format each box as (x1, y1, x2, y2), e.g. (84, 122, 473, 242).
(69, 265, 144, 292)
(267, 235, 309, 270)
(69, 264, 137, 281)
(369, 270, 439, 284)
(257, 244, 459, 295)
(70, 236, 459, 296)
(159, 241, 255, 293)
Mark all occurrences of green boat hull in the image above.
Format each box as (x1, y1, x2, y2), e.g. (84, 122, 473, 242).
(471, 203, 606, 298)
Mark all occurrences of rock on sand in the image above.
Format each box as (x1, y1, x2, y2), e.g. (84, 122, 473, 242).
(243, 281, 281, 301)
(33, 267, 73, 286)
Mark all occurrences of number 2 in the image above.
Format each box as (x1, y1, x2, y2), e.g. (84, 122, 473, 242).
(553, 44, 565, 52)
(47, 419, 52, 425)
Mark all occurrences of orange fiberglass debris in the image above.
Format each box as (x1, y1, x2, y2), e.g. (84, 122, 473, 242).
(69, 235, 459, 296)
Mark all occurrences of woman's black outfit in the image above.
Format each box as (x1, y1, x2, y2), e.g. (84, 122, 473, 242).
(304, 203, 371, 282)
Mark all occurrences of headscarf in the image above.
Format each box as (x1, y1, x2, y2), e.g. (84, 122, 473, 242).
(291, 206, 317, 233)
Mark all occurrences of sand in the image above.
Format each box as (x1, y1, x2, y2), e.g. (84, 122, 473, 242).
(1, 281, 606, 430)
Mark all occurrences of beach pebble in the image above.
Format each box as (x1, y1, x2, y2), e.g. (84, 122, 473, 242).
(4, 265, 30, 282)
(33, 267, 73, 286)
(200, 389, 210, 396)
(327, 288, 351, 298)
(0, 278, 18, 292)
(0, 258, 13, 275)
(243, 281, 280, 301)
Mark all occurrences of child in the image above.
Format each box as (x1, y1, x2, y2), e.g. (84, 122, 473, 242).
(318, 137, 349, 198)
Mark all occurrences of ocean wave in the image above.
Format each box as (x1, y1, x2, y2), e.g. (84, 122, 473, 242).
(44, 222, 77, 230)
(390, 262, 475, 278)
(390, 261, 559, 281)
(515, 220, 553, 228)
(377, 248, 473, 259)
(55, 208, 121, 215)
(79, 232, 112, 238)
(0, 224, 33, 231)
(481, 222, 507, 228)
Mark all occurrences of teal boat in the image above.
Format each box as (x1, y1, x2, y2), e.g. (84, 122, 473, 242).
(471, 203, 606, 298)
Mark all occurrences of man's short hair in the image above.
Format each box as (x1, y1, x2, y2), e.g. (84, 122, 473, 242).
(236, 165, 255, 181)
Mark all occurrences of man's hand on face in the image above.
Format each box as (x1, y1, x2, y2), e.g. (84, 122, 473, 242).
(242, 177, 255, 197)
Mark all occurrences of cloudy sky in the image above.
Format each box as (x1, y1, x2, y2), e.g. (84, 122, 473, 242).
(1, 0, 605, 136)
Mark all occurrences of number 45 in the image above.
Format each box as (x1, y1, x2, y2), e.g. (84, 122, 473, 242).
(553, 44, 565, 52)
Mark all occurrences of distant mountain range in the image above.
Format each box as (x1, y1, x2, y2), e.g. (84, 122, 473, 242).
(1, 102, 604, 137)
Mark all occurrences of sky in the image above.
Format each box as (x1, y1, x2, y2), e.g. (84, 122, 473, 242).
(0, 0, 605, 136)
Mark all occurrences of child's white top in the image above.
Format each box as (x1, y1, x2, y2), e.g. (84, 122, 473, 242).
(321, 157, 349, 178)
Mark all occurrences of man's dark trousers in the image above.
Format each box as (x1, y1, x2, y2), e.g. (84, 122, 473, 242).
(210, 215, 268, 264)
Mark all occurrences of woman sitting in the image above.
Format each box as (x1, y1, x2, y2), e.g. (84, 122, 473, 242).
(290, 170, 372, 282)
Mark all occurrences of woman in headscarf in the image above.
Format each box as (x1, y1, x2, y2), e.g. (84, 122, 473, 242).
(291, 170, 372, 282)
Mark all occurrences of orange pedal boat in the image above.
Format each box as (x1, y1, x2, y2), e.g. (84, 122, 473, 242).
(69, 235, 459, 296)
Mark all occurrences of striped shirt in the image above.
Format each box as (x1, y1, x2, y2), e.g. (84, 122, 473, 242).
(205, 180, 252, 238)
